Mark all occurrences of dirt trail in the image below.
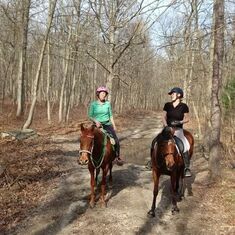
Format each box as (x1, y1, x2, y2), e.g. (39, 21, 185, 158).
(12, 114, 217, 235)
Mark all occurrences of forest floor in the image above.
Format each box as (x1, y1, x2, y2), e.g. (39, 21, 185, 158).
(0, 106, 234, 235)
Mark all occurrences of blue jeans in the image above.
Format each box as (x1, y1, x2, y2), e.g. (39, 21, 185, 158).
(102, 124, 120, 157)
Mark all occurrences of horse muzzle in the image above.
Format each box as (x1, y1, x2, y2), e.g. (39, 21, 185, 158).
(166, 166, 175, 171)
(78, 157, 89, 165)
(165, 154, 175, 171)
(166, 162, 176, 171)
(78, 151, 90, 165)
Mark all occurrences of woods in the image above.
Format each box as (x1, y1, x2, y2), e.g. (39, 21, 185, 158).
(0, 1, 235, 234)
(0, 1, 234, 175)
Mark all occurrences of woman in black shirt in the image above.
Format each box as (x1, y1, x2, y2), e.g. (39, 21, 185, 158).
(162, 87, 192, 177)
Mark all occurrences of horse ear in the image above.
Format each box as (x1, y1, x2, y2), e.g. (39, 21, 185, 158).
(81, 123, 85, 131)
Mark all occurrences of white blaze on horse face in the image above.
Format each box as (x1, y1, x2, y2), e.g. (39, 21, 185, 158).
(165, 154, 175, 170)
(78, 133, 94, 165)
(165, 141, 176, 170)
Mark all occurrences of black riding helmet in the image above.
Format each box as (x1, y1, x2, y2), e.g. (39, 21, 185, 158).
(168, 87, 184, 98)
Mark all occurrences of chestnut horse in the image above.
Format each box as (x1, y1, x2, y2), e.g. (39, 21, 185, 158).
(148, 126, 194, 217)
(78, 123, 116, 208)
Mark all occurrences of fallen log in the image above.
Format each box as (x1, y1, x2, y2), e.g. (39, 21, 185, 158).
(1, 129, 38, 141)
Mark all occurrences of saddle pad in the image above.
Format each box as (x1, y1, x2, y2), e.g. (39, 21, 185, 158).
(100, 129, 115, 145)
(173, 136, 184, 154)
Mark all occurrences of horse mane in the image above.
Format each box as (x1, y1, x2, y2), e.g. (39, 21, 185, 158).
(150, 126, 174, 157)
(93, 126, 105, 138)
(161, 126, 173, 140)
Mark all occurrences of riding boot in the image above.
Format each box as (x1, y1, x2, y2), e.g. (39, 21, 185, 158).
(182, 151, 192, 177)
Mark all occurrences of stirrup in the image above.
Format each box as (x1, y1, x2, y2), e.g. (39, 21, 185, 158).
(184, 168, 192, 177)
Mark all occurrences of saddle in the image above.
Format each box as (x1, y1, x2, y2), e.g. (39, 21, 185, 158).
(151, 134, 184, 156)
(100, 129, 116, 146)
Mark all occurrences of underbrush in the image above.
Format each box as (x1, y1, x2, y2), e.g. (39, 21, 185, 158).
(0, 137, 69, 233)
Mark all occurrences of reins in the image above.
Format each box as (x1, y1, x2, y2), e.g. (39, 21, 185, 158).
(79, 131, 107, 169)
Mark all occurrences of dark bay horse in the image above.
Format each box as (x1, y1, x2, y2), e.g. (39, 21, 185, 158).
(78, 123, 116, 208)
(148, 126, 194, 217)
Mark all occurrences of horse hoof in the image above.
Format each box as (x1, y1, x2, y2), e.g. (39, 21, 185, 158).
(171, 207, 180, 214)
(100, 202, 107, 208)
(99, 199, 107, 208)
(147, 210, 155, 218)
(89, 201, 95, 208)
(176, 194, 183, 202)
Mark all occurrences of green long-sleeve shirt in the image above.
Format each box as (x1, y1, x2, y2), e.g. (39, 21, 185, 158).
(88, 100, 113, 125)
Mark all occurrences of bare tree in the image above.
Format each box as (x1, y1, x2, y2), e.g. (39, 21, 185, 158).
(88, 0, 145, 103)
(23, 0, 57, 129)
(46, 37, 52, 124)
(209, 0, 225, 179)
(16, 0, 31, 117)
(58, 23, 72, 123)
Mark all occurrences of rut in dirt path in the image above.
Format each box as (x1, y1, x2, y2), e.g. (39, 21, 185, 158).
(12, 114, 209, 235)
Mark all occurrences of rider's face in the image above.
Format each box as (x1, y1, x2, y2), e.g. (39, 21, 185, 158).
(98, 91, 107, 101)
(170, 92, 178, 101)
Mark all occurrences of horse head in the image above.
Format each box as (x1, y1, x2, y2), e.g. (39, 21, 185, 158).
(159, 139, 176, 171)
(78, 123, 95, 165)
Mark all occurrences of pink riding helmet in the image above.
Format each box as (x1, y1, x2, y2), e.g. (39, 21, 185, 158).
(96, 86, 109, 94)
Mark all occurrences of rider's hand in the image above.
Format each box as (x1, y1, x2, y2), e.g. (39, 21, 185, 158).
(170, 120, 182, 126)
(95, 121, 101, 128)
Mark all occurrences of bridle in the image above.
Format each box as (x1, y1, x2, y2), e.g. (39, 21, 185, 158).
(155, 139, 176, 169)
(79, 134, 94, 156)
(79, 131, 107, 169)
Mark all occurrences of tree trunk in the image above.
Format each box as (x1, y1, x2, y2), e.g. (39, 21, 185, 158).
(46, 38, 52, 124)
(16, 0, 31, 117)
(209, 0, 224, 180)
(58, 31, 71, 123)
(23, 0, 57, 129)
(106, 24, 115, 104)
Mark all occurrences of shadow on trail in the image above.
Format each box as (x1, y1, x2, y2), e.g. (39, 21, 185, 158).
(92, 165, 143, 205)
(136, 173, 196, 235)
(13, 168, 90, 235)
(21, 165, 146, 235)
(136, 178, 172, 235)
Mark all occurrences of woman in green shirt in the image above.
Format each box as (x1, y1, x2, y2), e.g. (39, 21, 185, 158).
(88, 86, 123, 165)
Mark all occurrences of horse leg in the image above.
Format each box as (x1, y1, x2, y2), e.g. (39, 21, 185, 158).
(108, 162, 113, 188)
(178, 169, 185, 198)
(89, 165, 96, 208)
(171, 173, 180, 214)
(95, 168, 100, 187)
(100, 166, 108, 207)
(176, 170, 183, 201)
(147, 169, 159, 217)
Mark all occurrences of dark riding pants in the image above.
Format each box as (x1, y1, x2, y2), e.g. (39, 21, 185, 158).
(102, 124, 120, 157)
